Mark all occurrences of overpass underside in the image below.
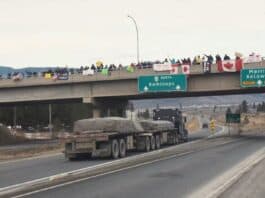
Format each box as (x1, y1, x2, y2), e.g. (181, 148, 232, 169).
(0, 72, 264, 103)
(0, 65, 264, 118)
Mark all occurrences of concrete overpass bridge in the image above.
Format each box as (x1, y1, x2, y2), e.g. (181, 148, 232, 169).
(0, 61, 264, 117)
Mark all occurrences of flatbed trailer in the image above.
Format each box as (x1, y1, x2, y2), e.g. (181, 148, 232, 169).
(64, 128, 181, 160)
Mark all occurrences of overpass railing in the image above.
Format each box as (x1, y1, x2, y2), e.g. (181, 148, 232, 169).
(0, 61, 264, 88)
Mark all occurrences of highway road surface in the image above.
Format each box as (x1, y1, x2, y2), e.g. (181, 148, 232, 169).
(0, 128, 211, 189)
(220, 155, 265, 198)
(21, 136, 265, 198)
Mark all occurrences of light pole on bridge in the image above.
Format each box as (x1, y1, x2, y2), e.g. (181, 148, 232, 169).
(127, 15, 140, 64)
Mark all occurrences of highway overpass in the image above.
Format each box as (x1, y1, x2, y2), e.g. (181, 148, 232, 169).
(0, 61, 264, 117)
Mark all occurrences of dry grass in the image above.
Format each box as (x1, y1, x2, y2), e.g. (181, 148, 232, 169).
(239, 113, 265, 134)
(0, 126, 27, 145)
(214, 113, 265, 135)
(0, 144, 64, 161)
(186, 116, 200, 133)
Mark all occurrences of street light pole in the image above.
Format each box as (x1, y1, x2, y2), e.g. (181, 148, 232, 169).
(127, 15, 140, 64)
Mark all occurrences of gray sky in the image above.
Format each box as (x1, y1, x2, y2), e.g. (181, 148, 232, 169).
(0, 0, 265, 68)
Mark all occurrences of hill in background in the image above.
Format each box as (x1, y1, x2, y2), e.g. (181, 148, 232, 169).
(0, 66, 58, 75)
(132, 94, 265, 109)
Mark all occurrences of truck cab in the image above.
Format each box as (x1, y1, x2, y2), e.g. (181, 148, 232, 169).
(153, 108, 188, 142)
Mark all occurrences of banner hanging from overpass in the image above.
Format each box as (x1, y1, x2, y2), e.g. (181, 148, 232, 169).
(138, 74, 187, 93)
(240, 68, 265, 88)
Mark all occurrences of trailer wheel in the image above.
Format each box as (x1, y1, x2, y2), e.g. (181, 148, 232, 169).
(155, 135, 161, 149)
(119, 139, 126, 158)
(68, 157, 77, 161)
(111, 139, 119, 159)
(175, 134, 180, 144)
(145, 137, 151, 152)
(150, 136, 156, 150)
(172, 133, 177, 145)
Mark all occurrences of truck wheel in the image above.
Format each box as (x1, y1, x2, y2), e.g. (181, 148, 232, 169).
(175, 135, 180, 144)
(119, 139, 126, 158)
(111, 139, 119, 159)
(145, 137, 151, 152)
(173, 134, 177, 145)
(155, 135, 161, 149)
(150, 136, 156, 150)
(68, 157, 77, 161)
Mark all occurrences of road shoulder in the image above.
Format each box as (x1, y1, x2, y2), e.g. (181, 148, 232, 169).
(219, 158, 265, 198)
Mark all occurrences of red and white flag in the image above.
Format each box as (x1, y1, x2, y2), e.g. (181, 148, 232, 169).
(181, 64, 190, 75)
(217, 59, 243, 72)
(170, 63, 180, 74)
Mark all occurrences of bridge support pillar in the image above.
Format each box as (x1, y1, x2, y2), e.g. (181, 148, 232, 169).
(92, 108, 101, 118)
(91, 98, 128, 118)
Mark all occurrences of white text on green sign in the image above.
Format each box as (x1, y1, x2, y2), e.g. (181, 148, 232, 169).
(138, 74, 187, 93)
(241, 68, 265, 88)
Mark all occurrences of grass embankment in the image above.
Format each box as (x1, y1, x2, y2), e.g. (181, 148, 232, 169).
(214, 113, 265, 135)
(0, 125, 26, 146)
(0, 144, 63, 161)
(0, 125, 64, 161)
(239, 113, 265, 134)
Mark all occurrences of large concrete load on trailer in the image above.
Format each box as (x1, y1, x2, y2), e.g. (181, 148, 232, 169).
(139, 120, 174, 131)
(65, 116, 188, 160)
(74, 117, 144, 134)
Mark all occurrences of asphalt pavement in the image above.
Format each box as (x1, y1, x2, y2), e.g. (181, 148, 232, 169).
(220, 154, 265, 198)
(0, 129, 211, 189)
(23, 136, 265, 198)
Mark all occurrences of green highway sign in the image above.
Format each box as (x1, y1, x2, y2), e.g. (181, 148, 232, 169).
(226, 113, 241, 124)
(241, 68, 265, 88)
(138, 74, 187, 93)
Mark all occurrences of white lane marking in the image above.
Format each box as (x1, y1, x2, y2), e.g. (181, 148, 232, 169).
(11, 139, 240, 198)
(0, 153, 62, 165)
(187, 146, 265, 198)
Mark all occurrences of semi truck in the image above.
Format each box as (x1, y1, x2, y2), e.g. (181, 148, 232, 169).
(153, 108, 188, 142)
(64, 116, 188, 160)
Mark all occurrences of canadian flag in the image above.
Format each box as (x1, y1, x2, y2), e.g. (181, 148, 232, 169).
(181, 64, 190, 75)
(217, 59, 243, 72)
(170, 63, 180, 74)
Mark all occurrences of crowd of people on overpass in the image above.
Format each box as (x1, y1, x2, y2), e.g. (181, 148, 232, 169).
(0, 52, 263, 81)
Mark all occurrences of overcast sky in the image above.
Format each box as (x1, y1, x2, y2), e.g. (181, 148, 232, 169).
(0, 0, 265, 68)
